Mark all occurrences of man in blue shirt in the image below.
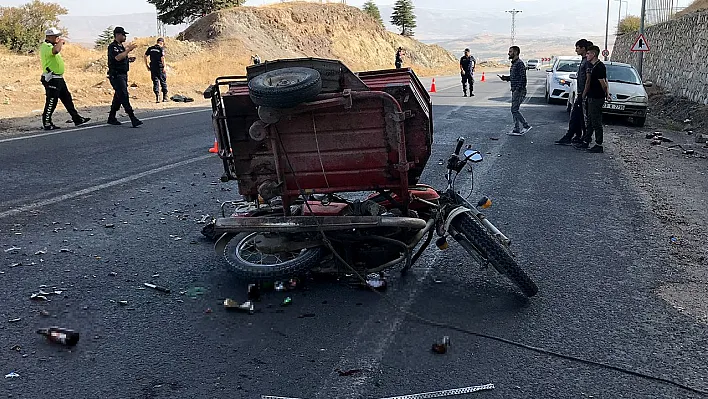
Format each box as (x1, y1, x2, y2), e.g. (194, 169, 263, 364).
(499, 46, 532, 135)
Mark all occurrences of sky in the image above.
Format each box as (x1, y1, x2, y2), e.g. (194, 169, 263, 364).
(4, 0, 695, 18)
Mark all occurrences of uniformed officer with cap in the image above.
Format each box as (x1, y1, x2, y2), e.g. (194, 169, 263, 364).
(107, 26, 142, 127)
(460, 48, 476, 97)
(40, 27, 90, 130)
(144, 38, 168, 103)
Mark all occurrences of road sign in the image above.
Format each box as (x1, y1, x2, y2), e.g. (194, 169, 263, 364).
(602, 49, 610, 58)
(631, 34, 650, 52)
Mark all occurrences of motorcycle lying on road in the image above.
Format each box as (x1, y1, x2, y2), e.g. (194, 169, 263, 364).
(203, 58, 538, 297)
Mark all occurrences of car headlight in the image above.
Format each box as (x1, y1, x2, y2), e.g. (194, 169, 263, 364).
(629, 95, 648, 103)
(555, 77, 571, 86)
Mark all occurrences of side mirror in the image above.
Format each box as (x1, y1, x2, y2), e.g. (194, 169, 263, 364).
(546, 69, 553, 73)
(643, 81, 654, 87)
(569, 73, 577, 79)
(463, 149, 483, 163)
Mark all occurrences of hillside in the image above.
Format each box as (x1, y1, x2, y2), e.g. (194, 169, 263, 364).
(677, 0, 708, 15)
(179, 2, 456, 74)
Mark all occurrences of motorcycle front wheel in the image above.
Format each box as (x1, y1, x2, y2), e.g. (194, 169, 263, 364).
(223, 232, 324, 281)
(451, 213, 538, 297)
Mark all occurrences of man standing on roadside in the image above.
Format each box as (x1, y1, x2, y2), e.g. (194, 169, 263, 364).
(144, 38, 168, 103)
(107, 27, 142, 127)
(499, 46, 532, 135)
(395, 47, 404, 69)
(460, 48, 476, 97)
(576, 45, 610, 153)
(39, 27, 90, 130)
(556, 39, 593, 145)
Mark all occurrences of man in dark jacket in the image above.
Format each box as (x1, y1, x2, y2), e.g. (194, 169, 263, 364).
(460, 48, 476, 97)
(144, 37, 168, 103)
(499, 46, 532, 135)
(556, 39, 593, 145)
(107, 27, 142, 127)
(395, 47, 404, 69)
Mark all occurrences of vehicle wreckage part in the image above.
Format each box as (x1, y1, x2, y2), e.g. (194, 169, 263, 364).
(213, 216, 427, 234)
(444, 206, 511, 247)
(248, 67, 323, 109)
(223, 232, 324, 280)
(249, 120, 270, 141)
(450, 213, 538, 297)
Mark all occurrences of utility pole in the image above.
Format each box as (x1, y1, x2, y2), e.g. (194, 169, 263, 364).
(156, 6, 166, 37)
(505, 9, 522, 46)
(614, 0, 622, 34)
(638, 0, 647, 77)
(604, 0, 610, 60)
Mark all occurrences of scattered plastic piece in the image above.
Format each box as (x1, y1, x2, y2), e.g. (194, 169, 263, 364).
(8, 318, 21, 323)
(431, 336, 451, 354)
(34, 249, 47, 255)
(365, 273, 387, 291)
(144, 283, 171, 293)
(224, 299, 255, 314)
(37, 327, 80, 347)
(336, 368, 363, 377)
(105, 224, 115, 228)
(282, 297, 293, 307)
(205, 308, 213, 314)
(10, 262, 22, 268)
(4, 372, 20, 379)
(30, 293, 50, 302)
(377, 383, 495, 399)
(118, 300, 129, 306)
(275, 281, 286, 292)
(4, 246, 21, 253)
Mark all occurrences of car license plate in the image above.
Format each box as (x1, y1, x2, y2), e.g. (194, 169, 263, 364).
(603, 103, 625, 110)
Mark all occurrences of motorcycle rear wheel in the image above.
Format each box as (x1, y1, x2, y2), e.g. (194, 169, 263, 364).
(451, 213, 538, 297)
(224, 232, 323, 281)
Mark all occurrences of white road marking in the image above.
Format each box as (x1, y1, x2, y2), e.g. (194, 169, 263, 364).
(0, 108, 211, 144)
(0, 154, 213, 219)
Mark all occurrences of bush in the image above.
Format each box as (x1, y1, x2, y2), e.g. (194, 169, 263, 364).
(0, 1, 67, 52)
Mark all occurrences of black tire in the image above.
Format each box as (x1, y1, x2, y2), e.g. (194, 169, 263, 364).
(248, 67, 322, 109)
(633, 116, 646, 127)
(223, 232, 323, 281)
(451, 213, 538, 297)
(545, 88, 551, 104)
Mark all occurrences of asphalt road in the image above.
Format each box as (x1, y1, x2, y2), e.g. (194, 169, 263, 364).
(1, 72, 707, 399)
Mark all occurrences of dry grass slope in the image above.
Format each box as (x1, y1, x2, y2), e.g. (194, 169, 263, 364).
(676, 0, 708, 16)
(0, 2, 457, 120)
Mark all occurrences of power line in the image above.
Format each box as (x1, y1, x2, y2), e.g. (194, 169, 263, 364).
(505, 9, 522, 46)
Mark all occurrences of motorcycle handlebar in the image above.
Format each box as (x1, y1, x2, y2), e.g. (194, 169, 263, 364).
(454, 137, 465, 155)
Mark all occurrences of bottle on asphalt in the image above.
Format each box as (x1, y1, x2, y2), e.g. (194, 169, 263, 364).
(37, 327, 80, 347)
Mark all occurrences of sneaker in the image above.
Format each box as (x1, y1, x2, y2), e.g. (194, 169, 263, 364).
(74, 117, 91, 126)
(508, 129, 524, 136)
(521, 125, 532, 134)
(162, 97, 169, 103)
(43, 124, 60, 131)
(571, 137, 581, 144)
(470, 93, 475, 97)
(574, 141, 589, 149)
(463, 93, 467, 97)
(588, 145, 604, 153)
(131, 118, 143, 128)
(555, 136, 572, 145)
(107, 118, 122, 126)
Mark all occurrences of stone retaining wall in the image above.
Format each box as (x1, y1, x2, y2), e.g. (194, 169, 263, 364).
(612, 10, 708, 105)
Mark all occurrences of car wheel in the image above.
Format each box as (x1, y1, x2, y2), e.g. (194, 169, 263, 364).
(545, 88, 552, 104)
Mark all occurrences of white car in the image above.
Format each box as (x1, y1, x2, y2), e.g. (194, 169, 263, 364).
(566, 61, 650, 127)
(526, 59, 539, 70)
(545, 56, 582, 104)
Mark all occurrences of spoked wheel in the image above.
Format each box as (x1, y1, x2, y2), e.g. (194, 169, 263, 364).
(223, 232, 324, 281)
(451, 213, 538, 297)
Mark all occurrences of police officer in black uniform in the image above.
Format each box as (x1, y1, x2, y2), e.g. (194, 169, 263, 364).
(395, 47, 404, 69)
(144, 37, 168, 103)
(107, 27, 142, 127)
(460, 48, 476, 97)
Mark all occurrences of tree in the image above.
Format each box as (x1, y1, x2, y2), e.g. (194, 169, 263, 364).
(148, 0, 246, 25)
(0, 1, 67, 52)
(362, 1, 384, 27)
(390, 0, 416, 37)
(95, 26, 114, 49)
(617, 15, 641, 35)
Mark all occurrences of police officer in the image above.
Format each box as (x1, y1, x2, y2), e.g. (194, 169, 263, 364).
(40, 27, 90, 130)
(107, 27, 142, 127)
(144, 38, 168, 103)
(460, 48, 476, 97)
(251, 54, 261, 65)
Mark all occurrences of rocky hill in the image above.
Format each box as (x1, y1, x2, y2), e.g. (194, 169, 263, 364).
(179, 2, 457, 74)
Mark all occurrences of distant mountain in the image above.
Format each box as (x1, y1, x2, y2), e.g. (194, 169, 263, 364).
(59, 13, 187, 46)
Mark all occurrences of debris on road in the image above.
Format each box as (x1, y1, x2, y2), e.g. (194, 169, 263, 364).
(105, 224, 115, 228)
(4, 371, 20, 379)
(298, 313, 316, 319)
(10, 262, 22, 268)
(118, 300, 129, 306)
(224, 298, 255, 314)
(8, 318, 21, 323)
(144, 283, 171, 294)
(59, 248, 71, 253)
(184, 286, 206, 298)
(30, 293, 50, 302)
(365, 273, 387, 291)
(282, 297, 293, 307)
(431, 336, 451, 354)
(275, 281, 286, 292)
(247, 284, 261, 301)
(4, 246, 21, 253)
(205, 308, 213, 314)
(37, 327, 80, 347)
(34, 249, 47, 255)
(335, 368, 363, 377)
(377, 384, 496, 399)
(197, 214, 212, 224)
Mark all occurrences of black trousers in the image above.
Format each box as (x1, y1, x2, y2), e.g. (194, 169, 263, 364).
(461, 71, 474, 93)
(565, 95, 586, 139)
(41, 77, 80, 127)
(150, 69, 168, 94)
(395, 61, 402, 69)
(582, 97, 605, 145)
(109, 74, 134, 116)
